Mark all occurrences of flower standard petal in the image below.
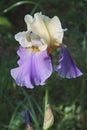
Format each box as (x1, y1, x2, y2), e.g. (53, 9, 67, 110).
(55, 46, 83, 78)
(24, 14, 33, 30)
(24, 12, 64, 46)
(11, 47, 52, 88)
(30, 13, 50, 44)
(44, 16, 64, 44)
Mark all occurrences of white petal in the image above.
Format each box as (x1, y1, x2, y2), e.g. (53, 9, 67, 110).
(45, 16, 64, 43)
(39, 44, 47, 51)
(30, 13, 50, 44)
(38, 38, 47, 51)
(15, 31, 32, 47)
(40, 13, 51, 22)
(24, 14, 33, 30)
(31, 38, 47, 51)
(31, 39, 42, 46)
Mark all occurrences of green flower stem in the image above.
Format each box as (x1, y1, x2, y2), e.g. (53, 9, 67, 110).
(43, 85, 49, 130)
(43, 85, 55, 130)
(45, 85, 49, 110)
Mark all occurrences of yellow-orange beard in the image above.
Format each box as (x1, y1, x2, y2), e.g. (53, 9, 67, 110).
(27, 42, 62, 54)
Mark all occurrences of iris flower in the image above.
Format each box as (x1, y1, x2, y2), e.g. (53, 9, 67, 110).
(11, 12, 83, 88)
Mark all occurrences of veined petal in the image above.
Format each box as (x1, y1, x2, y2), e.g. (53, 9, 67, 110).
(15, 31, 32, 47)
(31, 49, 52, 86)
(55, 46, 83, 78)
(11, 49, 34, 88)
(11, 47, 52, 88)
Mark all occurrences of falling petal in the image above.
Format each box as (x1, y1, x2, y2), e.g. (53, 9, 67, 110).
(55, 46, 83, 78)
(11, 46, 52, 88)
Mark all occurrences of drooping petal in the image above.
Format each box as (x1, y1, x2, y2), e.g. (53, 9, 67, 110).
(55, 46, 83, 78)
(11, 49, 34, 88)
(11, 47, 52, 88)
(31, 49, 52, 86)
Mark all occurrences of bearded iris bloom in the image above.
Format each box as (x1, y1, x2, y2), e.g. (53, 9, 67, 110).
(11, 12, 83, 88)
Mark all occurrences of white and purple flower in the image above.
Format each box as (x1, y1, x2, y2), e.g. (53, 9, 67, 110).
(11, 12, 83, 88)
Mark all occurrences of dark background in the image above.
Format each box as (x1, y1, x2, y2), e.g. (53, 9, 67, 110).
(0, 0, 87, 130)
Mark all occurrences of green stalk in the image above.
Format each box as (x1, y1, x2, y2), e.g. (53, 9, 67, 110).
(45, 85, 49, 110)
(43, 85, 49, 130)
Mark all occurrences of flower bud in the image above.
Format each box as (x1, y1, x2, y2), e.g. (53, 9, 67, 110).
(25, 109, 33, 130)
(43, 104, 54, 130)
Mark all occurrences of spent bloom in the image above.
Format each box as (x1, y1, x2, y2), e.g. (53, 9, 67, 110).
(11, 12, 83, 88)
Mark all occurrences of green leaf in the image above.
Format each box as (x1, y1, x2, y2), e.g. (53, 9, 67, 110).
(0, 16, 12, 28)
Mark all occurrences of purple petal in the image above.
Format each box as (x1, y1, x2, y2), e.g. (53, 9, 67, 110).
(25, 109, 30, 125)
(11, 46, 52, 88)
(55, 46, 83, 78)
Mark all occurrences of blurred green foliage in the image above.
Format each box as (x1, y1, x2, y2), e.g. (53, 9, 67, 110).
(0, 0, 87, 130)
